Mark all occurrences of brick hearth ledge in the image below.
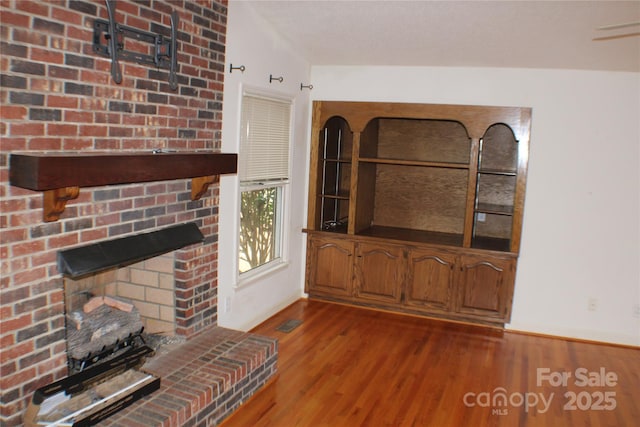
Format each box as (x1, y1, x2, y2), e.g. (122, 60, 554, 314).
(99, 326, 278, 427)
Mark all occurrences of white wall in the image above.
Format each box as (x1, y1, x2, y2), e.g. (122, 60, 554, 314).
(218, 2, 310, 330)
(309, 66, 640, 346)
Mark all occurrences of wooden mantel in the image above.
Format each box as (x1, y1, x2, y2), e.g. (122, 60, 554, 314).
(9, 152, 238, 222)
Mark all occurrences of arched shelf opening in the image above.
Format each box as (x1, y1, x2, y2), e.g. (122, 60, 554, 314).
(315, 116, 353, 233)
(471, 123, 520, 252)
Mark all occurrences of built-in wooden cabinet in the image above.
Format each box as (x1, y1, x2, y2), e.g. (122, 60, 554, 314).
(405, 248, 456, 313)
(306, 236, 354, 297)
(354, 242, 405, 304)
(305, 101, 531, 326)
(456, 254, 516, 322)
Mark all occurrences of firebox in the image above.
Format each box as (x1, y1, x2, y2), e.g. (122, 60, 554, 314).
(57, 222, 204, 372)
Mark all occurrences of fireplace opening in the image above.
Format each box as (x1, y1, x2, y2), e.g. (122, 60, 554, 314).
(58, 223, 203, 372)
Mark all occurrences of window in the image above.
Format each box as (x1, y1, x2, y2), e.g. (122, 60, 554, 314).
(238, 93, 291, 276)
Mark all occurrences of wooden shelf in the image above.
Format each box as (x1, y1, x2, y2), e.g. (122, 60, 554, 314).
(320, 222, 348, 233)
(319, 193, 350, 200)
(471, 236, 511, 252)
(9, 152, 237, 222)
(357, 226, 464, 247)
(322, 158, 352, 163)
(475, 203, 514, 216)
(478, 168, 517, 176)
(359, 157, 469, 169)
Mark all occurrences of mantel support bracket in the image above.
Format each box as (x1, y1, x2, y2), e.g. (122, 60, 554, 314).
(191, 175, 219, 200)
(94, 0, 179, 89)
(43, 187, 80, 222)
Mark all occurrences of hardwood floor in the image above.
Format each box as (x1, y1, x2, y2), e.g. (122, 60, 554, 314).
(221, 299, 639, 427)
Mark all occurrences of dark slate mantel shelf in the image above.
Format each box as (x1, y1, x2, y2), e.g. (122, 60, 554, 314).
(9, 152, 238, 222)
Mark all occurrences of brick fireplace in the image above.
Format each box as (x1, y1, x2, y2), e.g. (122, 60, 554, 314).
(0, 1, 276, 425)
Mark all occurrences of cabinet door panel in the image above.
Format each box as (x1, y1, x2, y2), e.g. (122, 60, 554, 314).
(456, 255, 515, 321)
(307, 237, 354, 297)
(406, 250, 455, 311)
(354, 243, 404, 303)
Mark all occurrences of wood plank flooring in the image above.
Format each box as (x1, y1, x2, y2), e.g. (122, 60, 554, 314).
(221, 299, 639, 427)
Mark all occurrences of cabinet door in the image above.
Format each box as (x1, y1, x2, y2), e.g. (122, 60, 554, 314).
(306, 236, 354, 297)
(354, 242, 404, 304)
(456, 254, 516, 322)
(405, 249, 456, 312)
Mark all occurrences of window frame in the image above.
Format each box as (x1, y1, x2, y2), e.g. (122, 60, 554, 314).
(236, 89, 294, 286)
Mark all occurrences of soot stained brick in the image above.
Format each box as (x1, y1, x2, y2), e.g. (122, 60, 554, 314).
(36, 329, 65, 348)
(208, 101, 223, 111)
(133, 219, 156, 232)
(132, 0, 152, 7)
(135, 104, 157, 115)
(15, 296, 47, 315)
(198, 110, 214, 119)
(10, 92, 45, 106)
(68, 0, 97, 15)
(180, 86, 197, 97)
(148, 69, 169, 82)
(11, 60, 45, 76)
(177, 31, 190, 43)
(94, 188, 121, 201)
(109, 101, 134, 113)
(193, 15, 208, 29)
(0, 74, 27, 89)
(185, 2, 203, 16)
(109, 223, 132, 237)
(16, 322, 48, 342)
(64, 218, 93, 232)
(49, 65, 79, 80)
(209, 41, 225, 53)
(148, 93, 168, 104)
(30, 222, 62, 238)
(203, 29, 221, 42)
(0, 42, 27, 58)
(144, 206, 166, 217)
(178, 129, 196, 139)
(136, 79, 158, 91)
(29, 108, 62, 121)
(19, 349, 50, 369)
(139, 7, 161, 22)
(64, 82, 93, 96)
(121, 210, 143, 222)
(33, 18, 65, 35)
(64, 53, 94, 69)
(150, 22, 170, 38)
(190, 78, 207, 88)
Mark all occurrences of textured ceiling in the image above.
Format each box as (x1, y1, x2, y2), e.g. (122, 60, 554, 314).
(244, 0, 640, 72)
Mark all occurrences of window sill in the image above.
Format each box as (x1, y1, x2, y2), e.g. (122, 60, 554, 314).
(235, 260, 289, 289)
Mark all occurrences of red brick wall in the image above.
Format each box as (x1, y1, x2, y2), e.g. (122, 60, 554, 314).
(0, 1, 227, 424)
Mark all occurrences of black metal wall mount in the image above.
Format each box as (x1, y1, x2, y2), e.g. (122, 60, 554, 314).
(229, 63, 245, 73)
(93, 0, 179, 90)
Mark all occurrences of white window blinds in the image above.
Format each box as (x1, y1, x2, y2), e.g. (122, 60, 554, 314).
(239, 94, 291, 183)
